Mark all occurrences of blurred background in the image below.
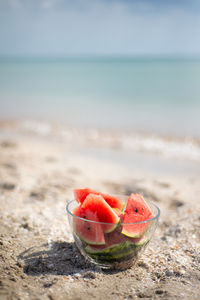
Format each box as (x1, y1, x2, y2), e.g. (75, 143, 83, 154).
(0, 0, 200, 171)
(0, 0, 200, 136)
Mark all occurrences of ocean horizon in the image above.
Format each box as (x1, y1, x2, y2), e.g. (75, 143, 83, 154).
(0, 56, 200, 138)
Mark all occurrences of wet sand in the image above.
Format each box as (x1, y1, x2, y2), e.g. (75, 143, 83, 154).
(0, 122, 200, 300)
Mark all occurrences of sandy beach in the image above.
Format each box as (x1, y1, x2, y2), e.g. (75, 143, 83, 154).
(0, 121, 200, 300)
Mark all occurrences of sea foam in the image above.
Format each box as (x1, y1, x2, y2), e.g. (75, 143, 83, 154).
(20, 120, 200, 162)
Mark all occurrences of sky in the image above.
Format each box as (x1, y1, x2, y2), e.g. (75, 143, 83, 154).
(0, 0, 200, 56)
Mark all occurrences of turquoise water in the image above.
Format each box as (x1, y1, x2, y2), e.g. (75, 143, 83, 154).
(0, 57, 200, 137)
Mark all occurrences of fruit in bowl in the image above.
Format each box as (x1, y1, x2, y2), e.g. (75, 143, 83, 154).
(66, 188, 160, 270)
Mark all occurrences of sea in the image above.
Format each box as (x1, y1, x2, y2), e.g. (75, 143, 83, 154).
(0, 57, 200, 138)
(0, 56, 200, 169)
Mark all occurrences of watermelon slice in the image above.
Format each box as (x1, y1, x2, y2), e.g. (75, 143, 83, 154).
(126, 193, 153, 216)
(81, 194, 120, 233)
(85, 241, 136, 258)
(122, 193, 154, 238)
(74, 188, 124, 211)
(85, 235, 149, 263)
(102, 193, 125, 211)
(74, 188, 97, 204)
(73, 206, 105, 245)
(84, 224, 150, 263)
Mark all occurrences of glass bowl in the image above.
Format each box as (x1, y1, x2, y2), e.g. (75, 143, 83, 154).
(66, 195, 160, 270)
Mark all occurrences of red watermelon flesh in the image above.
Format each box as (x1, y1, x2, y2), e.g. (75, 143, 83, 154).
(74, 188, 98, 204)
(122, 213, 152, 238)
(88, 225, 143, 251)
(73, 188, 124, 211)
(122, 193, 154, 238)
(126, 193, 153, 216)
(73, 206, 105, 245)
(101, 193, 125, 211)
(81, 194, 120, 233)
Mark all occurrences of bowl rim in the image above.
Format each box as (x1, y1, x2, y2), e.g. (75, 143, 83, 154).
(66, 198, 160, 225)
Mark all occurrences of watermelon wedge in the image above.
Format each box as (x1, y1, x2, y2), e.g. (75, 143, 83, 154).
(73, 206, 105, 245)
(74, 188, 124, 211)
(102, 193, 125, 211)
(85, 241, 136, 258)
(126, 193, 153, 216)
(74, 188, 97, 204)
(81, 194, 120, 233)
(122, 194, 154, 238)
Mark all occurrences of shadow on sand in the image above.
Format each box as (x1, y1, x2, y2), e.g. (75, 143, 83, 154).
(18, 241, 120, 277)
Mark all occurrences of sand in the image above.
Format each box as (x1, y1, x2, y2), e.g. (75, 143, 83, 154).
(0, 122, 200, 300)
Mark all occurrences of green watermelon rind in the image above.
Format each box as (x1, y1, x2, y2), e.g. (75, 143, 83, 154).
(121, 195, 154, 238)
(121, 230, 142, 238)
(85, 241, 132, 255)
(121, 221, 152, 238)
(121, 229, 144, 238)
(85, 237, 148, 258)
(90, 248, 138, 261)
(85, 241, 135, 259)
(103, 218, 121, 234)
(90, 254, 134, 264)
(85, 239, 149, 263)
(89, 249, 134, 261)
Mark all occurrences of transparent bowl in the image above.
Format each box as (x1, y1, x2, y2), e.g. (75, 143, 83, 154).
(66, 195, 160, 270)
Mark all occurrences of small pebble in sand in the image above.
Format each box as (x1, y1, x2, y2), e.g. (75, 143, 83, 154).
(155, 290, 164, 295)
(179, 269, 186, 275)
(0, 183, 16, 190)
(47, 263, 55, 270)
(83, 271, 96, 279)
(166, 270, 174, 277)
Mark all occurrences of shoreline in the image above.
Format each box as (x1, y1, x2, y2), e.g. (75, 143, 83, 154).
(0, 119, 200, 163)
